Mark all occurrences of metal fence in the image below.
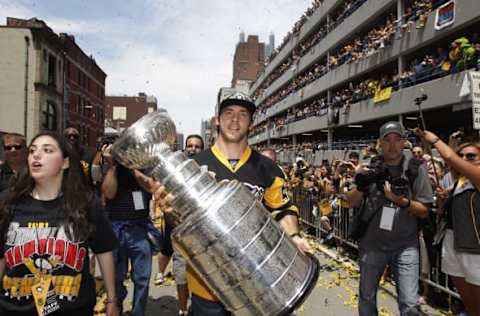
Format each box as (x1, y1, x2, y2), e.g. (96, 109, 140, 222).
(292, 188, 461, 302)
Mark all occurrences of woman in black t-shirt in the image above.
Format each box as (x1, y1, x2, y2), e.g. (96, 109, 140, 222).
(0, 131, 119, 316)
(413, 129, 480, 316)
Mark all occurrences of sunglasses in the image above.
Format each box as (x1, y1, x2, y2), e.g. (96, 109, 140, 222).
(458, 152, 478, 161)
(67, 134, 79, 139)
(4, 145, 23, 151)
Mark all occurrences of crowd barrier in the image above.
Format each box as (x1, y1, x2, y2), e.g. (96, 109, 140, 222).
(292, 187, 461, 301)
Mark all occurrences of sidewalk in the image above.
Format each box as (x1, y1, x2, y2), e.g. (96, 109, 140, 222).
(95, 243, 447, 316)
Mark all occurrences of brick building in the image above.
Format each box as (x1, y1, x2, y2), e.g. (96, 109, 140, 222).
(105, 93, 157, 131)
(231, 35, 265, 88)
(61, 34, 106, 148)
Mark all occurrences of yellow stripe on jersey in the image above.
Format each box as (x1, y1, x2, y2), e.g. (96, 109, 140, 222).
(186, 265, 218, 301)
(264, 176, 298, 213)
(211, 144, 252, 173)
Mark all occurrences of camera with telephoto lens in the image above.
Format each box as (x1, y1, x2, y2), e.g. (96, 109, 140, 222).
(355, 159, 410, 196)
(354, 159, 390, 192)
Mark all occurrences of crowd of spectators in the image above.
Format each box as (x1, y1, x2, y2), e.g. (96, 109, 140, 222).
(254, 0, 369, 101)
(266, 0, 325, 65)
(270, 126, 478, 314)
(250, 69, 397, 137)
(252, 0, 451, 119)
(253, 136, 377, 159)
(250, 32, 480, 137)
(253, 11, 399, 117)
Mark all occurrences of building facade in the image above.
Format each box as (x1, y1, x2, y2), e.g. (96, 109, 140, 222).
(0, 17, 65, 141)
(105, 92, 158, 131)
(264, 33, 275, 61)
(231, 35, 265, 88)
(248, 0, 480, 165)
(61, 34, 106, 148)
(200, 117, 215, 148)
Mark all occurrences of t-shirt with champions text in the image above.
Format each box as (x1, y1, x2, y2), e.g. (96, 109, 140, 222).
(0, 193, 118, 314)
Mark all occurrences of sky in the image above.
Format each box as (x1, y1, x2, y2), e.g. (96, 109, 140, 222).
(0, 0, 311, 137)
(0, 0, 311, 135)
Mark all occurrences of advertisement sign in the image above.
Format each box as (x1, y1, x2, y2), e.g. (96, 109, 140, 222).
(435, 0, 455, 30)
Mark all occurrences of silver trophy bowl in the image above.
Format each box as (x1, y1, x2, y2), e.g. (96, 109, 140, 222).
(111, 111, 319, 315)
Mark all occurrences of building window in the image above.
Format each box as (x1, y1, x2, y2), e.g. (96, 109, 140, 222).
(112, 106, 127, 120)
(48, 54, 57, 87)
(66, 60, 70, 78)
(42, 101, 57, 131)
(76, 95, 81, 113)
(80, 98, 85, 115)
(147, 107, 154, 113)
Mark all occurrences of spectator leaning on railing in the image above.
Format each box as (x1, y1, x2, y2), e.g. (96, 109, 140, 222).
(253, 31, 480, 137)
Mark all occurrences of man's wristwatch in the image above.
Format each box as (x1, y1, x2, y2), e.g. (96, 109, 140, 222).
(398, 197, 411, 208)
(290, 233, 301, 239)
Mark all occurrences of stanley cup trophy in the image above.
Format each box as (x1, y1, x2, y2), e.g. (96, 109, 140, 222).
(110, 110, 319, 316)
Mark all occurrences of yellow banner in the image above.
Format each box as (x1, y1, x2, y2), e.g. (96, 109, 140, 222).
(373, 87, 393, 103)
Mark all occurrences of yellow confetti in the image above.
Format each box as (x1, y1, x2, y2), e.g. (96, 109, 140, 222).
(379, 306, 393, 316)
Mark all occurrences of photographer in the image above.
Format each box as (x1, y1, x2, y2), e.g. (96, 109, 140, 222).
(91, 135, 118, 192)
(347, 121, 433, 316)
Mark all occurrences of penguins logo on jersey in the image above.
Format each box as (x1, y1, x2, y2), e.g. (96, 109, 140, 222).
(243, 182, 265, 200)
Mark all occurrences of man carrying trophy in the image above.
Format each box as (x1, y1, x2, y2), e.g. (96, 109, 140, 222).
(156, 91, 313, 315)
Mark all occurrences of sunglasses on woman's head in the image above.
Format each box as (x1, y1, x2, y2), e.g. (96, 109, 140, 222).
(458, 152, 478, 161)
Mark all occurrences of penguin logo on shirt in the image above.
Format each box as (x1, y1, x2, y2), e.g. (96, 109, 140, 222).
(243, 182, 265, 200)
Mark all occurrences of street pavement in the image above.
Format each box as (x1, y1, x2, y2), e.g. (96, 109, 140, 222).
(97, 242, 446, 316)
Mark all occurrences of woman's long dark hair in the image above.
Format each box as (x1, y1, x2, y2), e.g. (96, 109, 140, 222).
(0, 131, 94, 240)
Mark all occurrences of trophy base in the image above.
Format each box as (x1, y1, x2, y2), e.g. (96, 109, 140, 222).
(279, 253, 320, 316)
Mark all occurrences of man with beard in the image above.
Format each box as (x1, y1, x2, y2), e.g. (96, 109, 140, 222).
(156, 92, 312, 315)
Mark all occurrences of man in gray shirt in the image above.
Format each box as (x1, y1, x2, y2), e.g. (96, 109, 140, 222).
(347, 121, 433, 316)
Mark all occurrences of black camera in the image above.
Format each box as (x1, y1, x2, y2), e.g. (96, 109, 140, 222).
(97, 135, 117, 150)
(354, 160, 390, 192)
(390, 177, 409, 196)
(355, 159, 410, 196)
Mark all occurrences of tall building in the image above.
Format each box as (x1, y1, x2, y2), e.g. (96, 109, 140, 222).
(239, 31, 245, 43)
(264, 33, 275, 60)
(61, 34, 106, 148)
(105, 92, 158, 131)
(176, 132, 184, 151)
(200, 117, 216, 148)
(0, 17, 65, 140)
(231, 35, 265, 88)
(248, 0, 480, 164)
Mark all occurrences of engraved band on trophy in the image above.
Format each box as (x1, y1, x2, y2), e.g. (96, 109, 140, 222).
(110, 110, 319, 316)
